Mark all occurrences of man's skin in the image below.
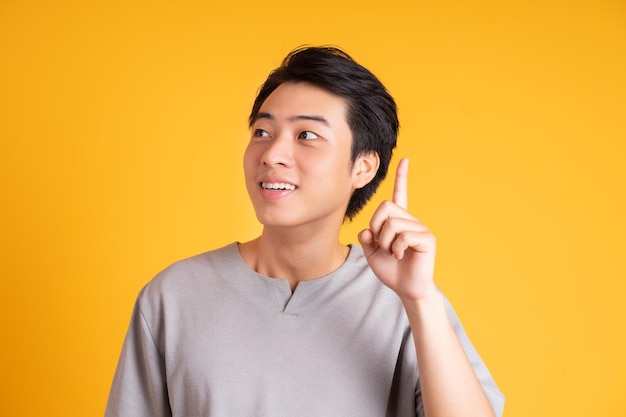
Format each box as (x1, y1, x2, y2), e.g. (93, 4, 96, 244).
(239, 81, 495, 417)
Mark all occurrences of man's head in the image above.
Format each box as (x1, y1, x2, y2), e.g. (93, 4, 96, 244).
(248, 46, 399, 220)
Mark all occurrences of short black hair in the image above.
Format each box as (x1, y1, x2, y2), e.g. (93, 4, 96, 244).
(249, 46, 399, 220)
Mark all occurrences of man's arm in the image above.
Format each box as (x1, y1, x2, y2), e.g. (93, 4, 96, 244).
(358, 158, 501, 417)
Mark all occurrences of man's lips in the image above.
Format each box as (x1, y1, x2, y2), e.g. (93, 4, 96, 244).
(256, 178, 298, 200)
(260, 182, 297, 191)
(258, 175, 299, 191)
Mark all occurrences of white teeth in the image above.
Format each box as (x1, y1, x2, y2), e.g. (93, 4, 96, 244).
(261, 182, 296, 190)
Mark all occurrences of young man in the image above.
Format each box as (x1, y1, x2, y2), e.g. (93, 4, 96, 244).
(105, 47, 504, 417)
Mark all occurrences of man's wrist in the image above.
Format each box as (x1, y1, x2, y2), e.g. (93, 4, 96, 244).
(400, 286, 444, 315)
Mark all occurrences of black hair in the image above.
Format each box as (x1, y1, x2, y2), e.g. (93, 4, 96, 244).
(248, 46, 398, 220)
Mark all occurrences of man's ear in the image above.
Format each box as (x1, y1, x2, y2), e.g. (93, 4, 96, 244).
(352, 151, 380, 189)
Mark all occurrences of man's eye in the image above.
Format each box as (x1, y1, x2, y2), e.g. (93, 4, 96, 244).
(298, 131, 319, 140)
(254, 129, 270, 138)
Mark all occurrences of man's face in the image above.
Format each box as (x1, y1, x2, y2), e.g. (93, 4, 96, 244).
(244, 81, 359, 229)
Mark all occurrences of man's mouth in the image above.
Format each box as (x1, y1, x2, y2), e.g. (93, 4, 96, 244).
(261, 182, 297, 191)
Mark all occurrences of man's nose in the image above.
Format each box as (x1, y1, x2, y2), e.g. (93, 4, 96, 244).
(261, 134, 293, 167)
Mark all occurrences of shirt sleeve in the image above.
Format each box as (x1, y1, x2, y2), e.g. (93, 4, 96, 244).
(104, 297, 172, 417)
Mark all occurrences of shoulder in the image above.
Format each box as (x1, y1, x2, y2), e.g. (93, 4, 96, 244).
(137, 242, 241, 305)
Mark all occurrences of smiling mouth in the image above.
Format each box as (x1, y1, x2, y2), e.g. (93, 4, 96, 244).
(261, 182, 297, 191)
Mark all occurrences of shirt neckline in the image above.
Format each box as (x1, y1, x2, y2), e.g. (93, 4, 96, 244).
(229, 242, 362, 313)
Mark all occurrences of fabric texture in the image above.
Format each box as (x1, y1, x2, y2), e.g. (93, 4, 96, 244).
(105, 243, 504, 417)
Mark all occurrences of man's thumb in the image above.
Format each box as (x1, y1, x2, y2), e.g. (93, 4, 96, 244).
(358, 229, 378, 258)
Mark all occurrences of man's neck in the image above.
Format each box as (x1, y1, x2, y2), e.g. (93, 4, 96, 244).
(238, 226, 350, 292)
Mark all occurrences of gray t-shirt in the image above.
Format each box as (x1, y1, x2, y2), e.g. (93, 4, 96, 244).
(105, 243, 504, 417)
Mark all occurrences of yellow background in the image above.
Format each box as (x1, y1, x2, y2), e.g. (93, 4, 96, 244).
(1, 1, 625, 416)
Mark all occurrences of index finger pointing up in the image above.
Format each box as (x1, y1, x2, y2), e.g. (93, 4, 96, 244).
(392, 158, 409, 209)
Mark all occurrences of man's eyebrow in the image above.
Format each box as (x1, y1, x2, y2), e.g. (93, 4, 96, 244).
(289, 115, 330, 126)
(256, 112, 274, 121)
(255, 112, 330, 127)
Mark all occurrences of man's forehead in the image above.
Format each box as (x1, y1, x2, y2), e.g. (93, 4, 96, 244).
(255, 82, 348, 124)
